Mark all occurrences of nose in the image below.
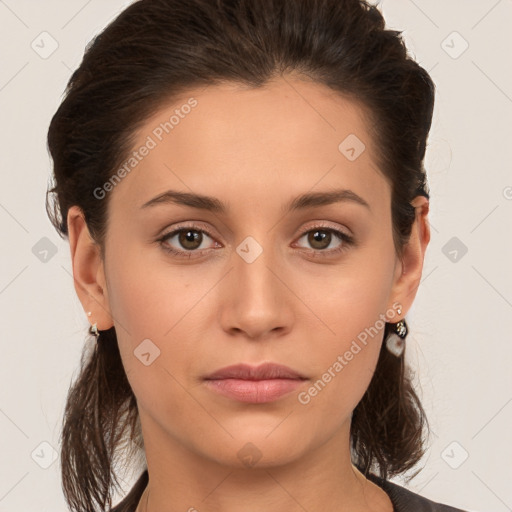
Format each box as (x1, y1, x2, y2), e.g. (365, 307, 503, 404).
(218, 238, 294, 340)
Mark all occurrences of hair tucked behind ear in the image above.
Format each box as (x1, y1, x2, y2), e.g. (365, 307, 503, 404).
(46, 0, 435, 509)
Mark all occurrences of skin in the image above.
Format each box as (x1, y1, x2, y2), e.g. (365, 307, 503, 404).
(67, 75, 430, 512)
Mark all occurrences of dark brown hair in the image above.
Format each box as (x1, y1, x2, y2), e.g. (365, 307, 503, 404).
(46, 0, 435, 510)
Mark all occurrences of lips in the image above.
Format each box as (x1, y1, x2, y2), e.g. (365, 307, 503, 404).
(203, 363, 308, 403)
(204, 362, 307, 381)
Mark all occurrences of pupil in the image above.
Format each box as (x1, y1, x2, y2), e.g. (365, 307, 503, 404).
(180, 230, 201, 249)
(310, 230, 330, 249)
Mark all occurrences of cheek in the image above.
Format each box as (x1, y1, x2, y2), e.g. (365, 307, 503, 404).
(105, 244, 202, 339)
(103, 248, 170, 374)
(103, 246, 212, 398)
(294, 255, 394, 412)
(297, 254, 394, 346)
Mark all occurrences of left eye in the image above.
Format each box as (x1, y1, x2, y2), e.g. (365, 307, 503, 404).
(294, 228, 353, 253)
(159, 228, 217, 255)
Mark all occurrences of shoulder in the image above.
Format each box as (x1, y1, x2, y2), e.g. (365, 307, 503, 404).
(110, 469, 148, 512)
(366, 472, 471, 512)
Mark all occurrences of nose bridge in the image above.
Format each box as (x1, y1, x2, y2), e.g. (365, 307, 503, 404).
(221, 232, 291, 337)
(235, 233, 281, 305)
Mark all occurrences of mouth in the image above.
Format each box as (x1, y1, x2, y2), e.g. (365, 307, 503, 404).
(203, 362, 308, 403)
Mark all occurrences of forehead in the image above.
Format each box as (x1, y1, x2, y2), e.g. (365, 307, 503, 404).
(106, 76, 387, 216)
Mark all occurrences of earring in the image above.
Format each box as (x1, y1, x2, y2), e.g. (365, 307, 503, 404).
(87, 311, 99, 338)
(385, 305, 407, 357)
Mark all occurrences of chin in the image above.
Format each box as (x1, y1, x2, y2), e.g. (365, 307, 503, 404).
(207, 430, 310, 470)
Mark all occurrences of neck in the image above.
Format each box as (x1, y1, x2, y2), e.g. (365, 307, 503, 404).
(135, 413, 392, 512)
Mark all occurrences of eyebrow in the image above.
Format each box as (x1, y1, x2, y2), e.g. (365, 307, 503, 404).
(140, 188, 371, 214)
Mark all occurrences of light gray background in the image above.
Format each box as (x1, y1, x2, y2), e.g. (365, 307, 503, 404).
(0, 1, 511, 511)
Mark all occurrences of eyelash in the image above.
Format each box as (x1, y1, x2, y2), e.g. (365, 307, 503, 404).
(157, 222, 355, 260)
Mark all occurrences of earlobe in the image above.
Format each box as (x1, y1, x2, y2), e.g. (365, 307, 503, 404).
(387, 196, 430, 318)
(67, 205, 113, 330)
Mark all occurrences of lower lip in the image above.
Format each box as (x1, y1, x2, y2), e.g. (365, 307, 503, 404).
(204, 378, 305, 403)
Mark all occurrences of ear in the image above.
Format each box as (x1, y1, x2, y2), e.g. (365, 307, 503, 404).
(386, 195, 431, 318)
(67, 205, 114, 330)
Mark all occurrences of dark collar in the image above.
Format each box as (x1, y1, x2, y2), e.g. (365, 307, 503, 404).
(365, 471, 468, 512)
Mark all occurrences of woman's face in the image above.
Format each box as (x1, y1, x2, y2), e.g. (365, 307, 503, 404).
(79, 76, 425, 469)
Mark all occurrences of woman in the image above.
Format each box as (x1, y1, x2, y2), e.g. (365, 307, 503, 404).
(46, 0, 472, 510)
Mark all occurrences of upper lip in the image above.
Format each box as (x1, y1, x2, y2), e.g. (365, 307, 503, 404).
(204, 363, 307, 380)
